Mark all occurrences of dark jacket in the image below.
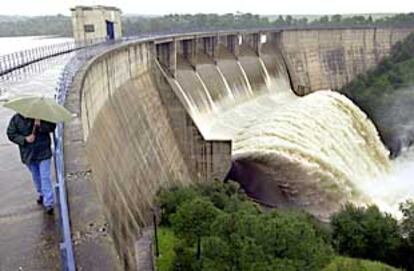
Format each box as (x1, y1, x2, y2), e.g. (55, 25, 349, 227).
(7, 114, 56, 165)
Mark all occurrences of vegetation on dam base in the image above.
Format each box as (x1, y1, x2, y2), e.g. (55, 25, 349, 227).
(156, 229, 400, 271)
(341, 32, 414, 156)
(154, 181, 414, 271)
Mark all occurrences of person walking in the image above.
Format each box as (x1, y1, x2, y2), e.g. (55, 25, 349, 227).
(7, 113, 56, 214)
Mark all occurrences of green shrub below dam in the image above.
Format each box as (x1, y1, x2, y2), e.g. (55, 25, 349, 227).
(154, 181, 414, 271)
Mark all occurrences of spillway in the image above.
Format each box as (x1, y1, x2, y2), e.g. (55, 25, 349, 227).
(203, 91, 391, 219)
(171, 43, 402, 219)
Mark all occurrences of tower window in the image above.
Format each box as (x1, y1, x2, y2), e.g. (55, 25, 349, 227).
(84, 24, 95, 32)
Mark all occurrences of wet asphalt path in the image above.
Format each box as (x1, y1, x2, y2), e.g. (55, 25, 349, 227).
(0, 54, 72, 271)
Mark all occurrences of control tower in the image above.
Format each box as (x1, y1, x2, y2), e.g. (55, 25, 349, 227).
(71, 5, 122, 45)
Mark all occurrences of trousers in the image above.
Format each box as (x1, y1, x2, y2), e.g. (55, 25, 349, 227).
(26, 158, 54, 207)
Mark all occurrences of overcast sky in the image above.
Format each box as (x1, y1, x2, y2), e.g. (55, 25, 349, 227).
(2, 0, 414, 16)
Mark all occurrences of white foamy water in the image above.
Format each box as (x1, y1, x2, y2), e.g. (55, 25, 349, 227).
(168, 48, 413, 219)
(200, 87, 392, 218)
(359, 146, 414, 217)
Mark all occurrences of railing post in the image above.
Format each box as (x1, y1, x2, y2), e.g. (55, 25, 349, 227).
(20, 52, 24, 67)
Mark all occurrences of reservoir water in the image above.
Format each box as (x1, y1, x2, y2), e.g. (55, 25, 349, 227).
(0, 36, 73, 56)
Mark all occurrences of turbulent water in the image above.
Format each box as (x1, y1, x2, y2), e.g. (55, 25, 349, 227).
(200, 87, 391, 218)
(360, 146, 414, 217)
(171, 46, 413, 219)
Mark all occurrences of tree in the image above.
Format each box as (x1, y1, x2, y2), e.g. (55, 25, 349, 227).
(157, 186, 198, 225)
(331, 204, 402, 266)
(400, 200, 414, 246)
(285, 15, 293, 26)
(171, 198, 220, 261)
(204, 209, 333, 271)
(171, 241, 197, 271)
(274, 15, 285, 26)
(318, 15, 330, 25)
(331, 14, 342, 24)
(397, 200, 414, 271)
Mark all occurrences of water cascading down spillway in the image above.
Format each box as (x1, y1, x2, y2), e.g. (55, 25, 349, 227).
(170, 42, 395, 220)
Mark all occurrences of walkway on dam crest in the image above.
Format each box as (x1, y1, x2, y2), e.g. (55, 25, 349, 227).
(0, 54, 73, 271)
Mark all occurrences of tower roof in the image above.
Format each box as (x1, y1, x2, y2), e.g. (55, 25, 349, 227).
(70, 5, 122, 13)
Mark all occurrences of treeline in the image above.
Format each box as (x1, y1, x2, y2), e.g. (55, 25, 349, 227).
(1, 13, 414, 37)
(123, 13, 414, 36)
(156, 181, 414, 270)
(340, 32, 414, 156)
(0, 15, 72, 37)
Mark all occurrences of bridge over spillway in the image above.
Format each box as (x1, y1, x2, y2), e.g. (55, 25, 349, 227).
(1, 25, 414, 271)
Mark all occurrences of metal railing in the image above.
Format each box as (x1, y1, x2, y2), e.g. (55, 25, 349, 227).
(0, 41, 75, 76)
(0, 38, 109, 77)
(54, 62, 77, 271)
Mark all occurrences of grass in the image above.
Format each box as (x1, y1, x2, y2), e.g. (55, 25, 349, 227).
(155, 227, 177, 271)
(323, 256, 401, 271)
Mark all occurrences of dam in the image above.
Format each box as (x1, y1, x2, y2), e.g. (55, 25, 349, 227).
(0, 10, 414, 271)
(63, 25, 414, 269)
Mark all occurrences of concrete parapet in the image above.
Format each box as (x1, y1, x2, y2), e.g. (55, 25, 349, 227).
(155, 40, 177, 78)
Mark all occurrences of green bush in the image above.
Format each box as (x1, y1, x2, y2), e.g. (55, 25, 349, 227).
(157, 180, 248, 226)
(157, 186, 198, 225)
(331, 204, 402, 267)
(203, 209, 334, 271)
(399, 200, 414, 270)
(157, 181, 334, 271)
(400, 200, 414, 246)
(170, 241, 197, 271)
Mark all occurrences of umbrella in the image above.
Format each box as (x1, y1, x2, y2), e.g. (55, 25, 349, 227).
(3, 95, 73, 123)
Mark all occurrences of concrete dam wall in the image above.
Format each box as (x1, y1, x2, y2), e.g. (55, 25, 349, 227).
(65, 40, 231, 269)
(65, 26, 414, 269)
(281, 27, 414, 94)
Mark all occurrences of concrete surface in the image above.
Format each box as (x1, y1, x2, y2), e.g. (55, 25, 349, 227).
(0, 54, 72, 271)
(135, 228, 154, 271)
(63, 62, 123, 271)
(280, 27, 414, 93)
(71, 6, 122, 44)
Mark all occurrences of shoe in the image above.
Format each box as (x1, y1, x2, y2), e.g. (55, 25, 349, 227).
(45, 206, 54, 215)
(36, 196, 43, 205)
